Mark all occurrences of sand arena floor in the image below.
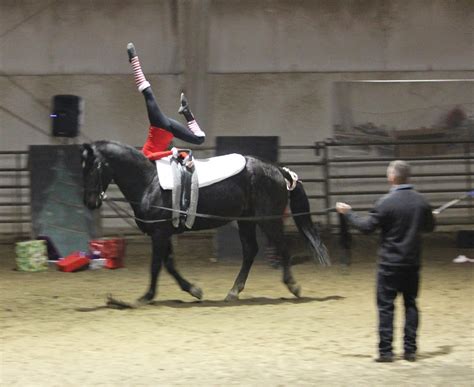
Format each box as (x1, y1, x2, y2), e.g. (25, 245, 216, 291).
(1, 233, 473, 386)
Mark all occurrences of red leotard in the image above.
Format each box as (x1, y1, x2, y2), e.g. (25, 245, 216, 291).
(142, 126, 174, 161)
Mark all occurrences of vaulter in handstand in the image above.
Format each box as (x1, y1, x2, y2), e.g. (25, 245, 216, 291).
(127, 42, 205, 228)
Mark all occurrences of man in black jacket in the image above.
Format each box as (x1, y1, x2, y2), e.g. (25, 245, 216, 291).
(336, 160, 435, 363)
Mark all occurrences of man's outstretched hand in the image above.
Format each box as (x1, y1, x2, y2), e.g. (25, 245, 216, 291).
(336, 202, 352, 214)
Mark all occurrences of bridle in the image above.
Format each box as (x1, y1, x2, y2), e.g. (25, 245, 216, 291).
(87, 157, 109, 206)
(97, 161, 107, 202)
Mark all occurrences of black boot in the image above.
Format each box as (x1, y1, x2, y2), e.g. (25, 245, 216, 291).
(127, 42, 137, 63)
(178, 92, 195, 122)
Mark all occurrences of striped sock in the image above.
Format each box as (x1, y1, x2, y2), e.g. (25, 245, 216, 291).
(187, 120, 205, 137)
(130, 56, 150, 92)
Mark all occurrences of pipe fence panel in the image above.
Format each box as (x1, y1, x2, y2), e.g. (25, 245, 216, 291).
(0, 140, 472, 241)
(322, 140, 473, 229)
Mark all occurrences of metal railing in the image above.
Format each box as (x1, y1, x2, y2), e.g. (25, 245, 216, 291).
(0, 139, 472, 240)
(318, 139, 473, 228)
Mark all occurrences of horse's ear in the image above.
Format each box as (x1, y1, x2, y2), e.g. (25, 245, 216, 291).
(80, 143, 95, 170)
(80, 143, 93, 160)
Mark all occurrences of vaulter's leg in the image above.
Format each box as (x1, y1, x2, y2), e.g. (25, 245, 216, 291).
(127, 42, 171, 129)
(163, 240, 203, 300)
(127, 42, 150, 92)
(225, 221, 259, 301)
(178, 92, 206, 138)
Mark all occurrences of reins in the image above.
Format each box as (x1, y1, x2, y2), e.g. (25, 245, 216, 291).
(92, 151, 473, 227)
(102, 195, 335, 225)
(103, 190, 474, 226)
(93, 155, 335, 225)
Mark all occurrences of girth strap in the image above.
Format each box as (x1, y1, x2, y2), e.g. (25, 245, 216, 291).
(171, 158, 181, 228)
(185, 165, 199, 229)
(170, 154, 199, 229)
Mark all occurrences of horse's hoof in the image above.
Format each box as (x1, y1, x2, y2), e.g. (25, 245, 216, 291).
(189, 285, 203, 300)
(288, 284, 301, 298)
(225, 291, 239, 302)
(137, 294, 154, 305)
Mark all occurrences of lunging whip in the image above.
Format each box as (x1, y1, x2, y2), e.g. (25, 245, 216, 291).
(432, 190, 474, 215)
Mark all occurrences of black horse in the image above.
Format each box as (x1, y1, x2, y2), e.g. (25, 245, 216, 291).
(81, 141, 329, 305)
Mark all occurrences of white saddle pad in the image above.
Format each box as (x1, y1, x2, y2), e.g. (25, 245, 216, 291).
(155, 153, 246, 190)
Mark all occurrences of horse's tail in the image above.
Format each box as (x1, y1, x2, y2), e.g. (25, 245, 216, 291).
(280, 167, 330, 266)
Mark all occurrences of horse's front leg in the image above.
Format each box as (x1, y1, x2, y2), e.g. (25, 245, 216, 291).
(138, 230, 168, 304)
(163, 240, 203, 300)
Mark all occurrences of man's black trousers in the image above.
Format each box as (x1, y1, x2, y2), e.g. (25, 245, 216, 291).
(376, 265, 420, 356)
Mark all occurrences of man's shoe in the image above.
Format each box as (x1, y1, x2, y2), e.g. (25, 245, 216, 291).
(127, 42, 137, 62)
(404, 353, 416, 362)
(375, 355, 393, 363)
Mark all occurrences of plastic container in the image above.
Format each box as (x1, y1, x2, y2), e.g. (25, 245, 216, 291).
(89, 238, 126, 269)
(89, 258, 106, 270)
(56, 251, 90, 272)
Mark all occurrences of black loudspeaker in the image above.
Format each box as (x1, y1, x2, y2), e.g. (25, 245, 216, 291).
(51, 95, 83, 138)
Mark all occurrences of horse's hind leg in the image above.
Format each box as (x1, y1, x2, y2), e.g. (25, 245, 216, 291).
(163, 242, 203, 300)
(260, 220, 301, 298)
(225, 221, 259, 301)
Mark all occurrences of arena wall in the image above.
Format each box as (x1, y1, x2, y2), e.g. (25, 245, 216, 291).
(1, 0, 472, 148)
(0, 0, 472, 236)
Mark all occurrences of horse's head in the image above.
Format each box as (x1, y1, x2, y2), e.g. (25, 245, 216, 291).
(80, 143, 113, 209)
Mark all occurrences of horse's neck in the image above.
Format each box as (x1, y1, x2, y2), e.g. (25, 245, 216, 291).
(105, 150, 157, 206)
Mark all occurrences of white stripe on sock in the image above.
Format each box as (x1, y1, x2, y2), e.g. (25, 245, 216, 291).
(130, 57, 148, 90)
(187, 120, 205, 137)
(138, 81, 151, 92)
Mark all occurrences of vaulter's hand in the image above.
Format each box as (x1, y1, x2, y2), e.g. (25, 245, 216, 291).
(171, 147, 179, 158)
(336, 202, 352, 214)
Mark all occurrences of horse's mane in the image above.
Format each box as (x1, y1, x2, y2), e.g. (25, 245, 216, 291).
(94, 140, 149, 163)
